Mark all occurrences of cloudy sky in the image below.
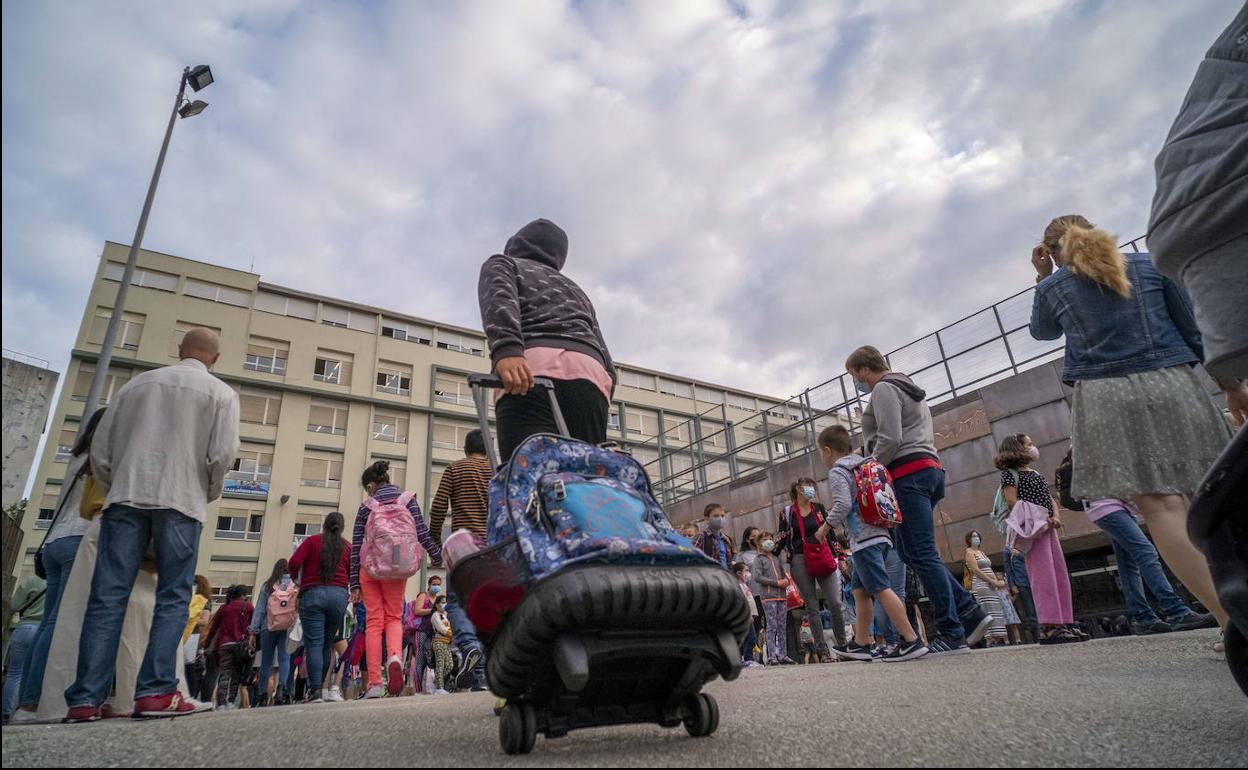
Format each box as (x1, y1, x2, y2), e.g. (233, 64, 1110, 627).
(2, 0, 1237, 401)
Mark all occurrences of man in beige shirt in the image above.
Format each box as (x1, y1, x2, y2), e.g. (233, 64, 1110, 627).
(65, 328, 239, 721)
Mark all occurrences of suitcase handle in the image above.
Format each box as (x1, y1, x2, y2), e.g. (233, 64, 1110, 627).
(468, 373, 571, 468)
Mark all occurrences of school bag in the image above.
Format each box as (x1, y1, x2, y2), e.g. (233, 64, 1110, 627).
(853, 458, 903, 528)
(360, 491, 425, 580)
(266, 582, 299, 632)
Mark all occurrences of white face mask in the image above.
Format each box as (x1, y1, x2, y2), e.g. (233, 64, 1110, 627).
(742, 571, 752, 583)
(971, 536, 982, 548)
(762, 539, 776, 553)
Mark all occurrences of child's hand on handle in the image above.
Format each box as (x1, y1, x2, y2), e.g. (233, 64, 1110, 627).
(496, 356, 534, 396)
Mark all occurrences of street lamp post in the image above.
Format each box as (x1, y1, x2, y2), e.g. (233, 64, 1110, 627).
(84, 65, 213, 416)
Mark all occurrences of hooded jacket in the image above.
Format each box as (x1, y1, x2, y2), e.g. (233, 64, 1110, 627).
(478, 219, 617, 388)
(861, 373, 940, 472)
(825, 454, 891, 554)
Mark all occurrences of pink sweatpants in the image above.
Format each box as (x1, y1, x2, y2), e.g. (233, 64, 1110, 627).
(360, 572, 405, 687)
(1025, 527, 1074, 625)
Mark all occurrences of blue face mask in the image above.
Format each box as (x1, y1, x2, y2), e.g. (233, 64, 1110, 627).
(853, 378, 870, 395)
(430, 585, 443, 596)
(802, 486, 817, 501)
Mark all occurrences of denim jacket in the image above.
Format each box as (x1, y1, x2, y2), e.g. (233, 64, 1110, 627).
(1030, 252, 1202, 382)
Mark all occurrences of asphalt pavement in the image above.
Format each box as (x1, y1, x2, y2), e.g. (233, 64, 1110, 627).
(2, 629, 1244, 768)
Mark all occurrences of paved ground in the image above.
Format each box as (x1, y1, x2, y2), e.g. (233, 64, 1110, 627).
(3, 629, 1245, 768)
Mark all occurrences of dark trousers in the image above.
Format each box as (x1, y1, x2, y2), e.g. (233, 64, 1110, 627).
(740, 621, 759, 662)
(497, 378, 609, 460)
(1015, 586, 1040, 642)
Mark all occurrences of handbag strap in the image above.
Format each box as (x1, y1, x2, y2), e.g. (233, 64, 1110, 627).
(15, 589, 46, 617)
(36, 463, 88, 554)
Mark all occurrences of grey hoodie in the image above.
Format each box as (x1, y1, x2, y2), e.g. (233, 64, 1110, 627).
(825, 454, 892, 554)
(751, 549, 789, 601)
(861, 373, 939, 471)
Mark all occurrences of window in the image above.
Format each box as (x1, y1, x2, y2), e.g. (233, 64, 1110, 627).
(314, 351, 353, 385)
(170, 321, 223, 358)
(727, 393, 757, 412)
(71, 364, 132, 404)
(774, 440, 791, 456)
(87, 308, 145, 351)
(695, 386, 724, 404)
(54, 426, 77, 462)
(227, 446, 274, 484)
(608, 410, 621, 430)
(372, 410, 409, 444)
(669, 453, 694, 474)
(35, 488, 60, 529)
(632, 446, 660, 466)
(665, 420, 690, 444)
(184, 278, 251, 307)
(210, 584, 254, 604)
(373, 458, 407, 489)
(660, 378, 693, 399)
(254, 291, 316, 320)
(381, 318, 432, 345)
(707, 461, 731, 484)
(430, 466, 446, 500)
(293, 517, 322, 548)
(244, 337, 289, 375)
(436, 331, 484, 356)
(376, 362, 413, 396)
(216, 505, 264, 541)
(433, 375, 475, 406)
(701, 421, 725, 448)
(619, 369, 656, 391)
(626, 408, 657, 437)
(308, 399, 349, 435)
(432, 419, 475, 450)
(239, 388, 281, 426)
(302, 454, 344, 488)
(103, 262, 178, 292)
(321, 304, 377, 333)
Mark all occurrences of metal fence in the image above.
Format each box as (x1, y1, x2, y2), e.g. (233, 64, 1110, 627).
(640, 235, 1148, 505)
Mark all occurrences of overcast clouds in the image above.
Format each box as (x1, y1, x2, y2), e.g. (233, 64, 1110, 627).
(2, 0, 1237, 400)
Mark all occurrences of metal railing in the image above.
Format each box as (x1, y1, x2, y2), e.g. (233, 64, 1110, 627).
(640, 235, 1147, 505)
(1, 349, 51, 370)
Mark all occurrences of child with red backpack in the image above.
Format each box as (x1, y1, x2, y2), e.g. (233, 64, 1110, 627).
(351, 461, 443, 699)
(248, 558, 297, 706)
(815, 426, 928, 663)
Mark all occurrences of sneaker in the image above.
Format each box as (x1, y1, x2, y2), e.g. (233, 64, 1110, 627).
(133, 692, 197, 719)
(433, 689, 450, 696)
(214, 705, 230, 712)
(833, 642, 878, 662)
(927, 636, 971, 656)
(363, 685, 386, 700)
(386, 655, 404, 697)
(305, 690, 324, 704)
(963, 609, 994, 647)
(879, 644, 899, 658)
(1133, 620, 1173, 636)
(1169, 612, 1218, 632)
(462, 647, 483, 676)
(470, 684, 490, 691)
(883, 638, 930, 663)
(325, 686, 344, 703)
(65, 706, 102, 724)
(100, 704, 133, 719)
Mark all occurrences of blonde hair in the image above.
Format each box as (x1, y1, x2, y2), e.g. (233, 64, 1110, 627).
(1042, 215, 1132, 298)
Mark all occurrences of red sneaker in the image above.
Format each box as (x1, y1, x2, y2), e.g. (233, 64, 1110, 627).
(100, 704, 133, 720)
(387, 656, 404, 697)
(64, 706, 102, 724)
(132, 692, 197, 719)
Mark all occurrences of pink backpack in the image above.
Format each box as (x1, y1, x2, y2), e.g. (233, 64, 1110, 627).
(266, 581, 299, 632)
(360, 491, 425, 580)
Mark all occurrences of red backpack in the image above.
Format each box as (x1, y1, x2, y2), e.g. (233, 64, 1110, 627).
(853, 459, 903, 529)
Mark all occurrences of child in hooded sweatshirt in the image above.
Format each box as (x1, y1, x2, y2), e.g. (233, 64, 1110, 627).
(816, 426, 928, 663)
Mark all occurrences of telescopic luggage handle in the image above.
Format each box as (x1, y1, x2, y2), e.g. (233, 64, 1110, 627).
(467, 373, 571, 468)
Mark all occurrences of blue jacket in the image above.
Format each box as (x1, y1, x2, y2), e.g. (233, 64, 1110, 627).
(1030, 252, 1202, 382)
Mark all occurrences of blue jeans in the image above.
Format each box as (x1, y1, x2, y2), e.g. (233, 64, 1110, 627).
(445, 583, 484, 687)
(298, 586, 348, 694)
(65, 506, 201, 707)
(18, 535, 82, 709)
(870, 544, 907, 645)
(1096, 509, 1193, 626)
(256, 628, 290, 699)
(4, 624, 37, 717)
(892, 468, 979, 641)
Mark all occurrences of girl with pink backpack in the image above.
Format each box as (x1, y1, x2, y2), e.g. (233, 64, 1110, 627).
(350, 461, 443, 699)
(248, 558, 296, 706)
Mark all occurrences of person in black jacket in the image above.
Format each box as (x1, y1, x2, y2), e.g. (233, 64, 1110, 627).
(478, 219, 616, 459)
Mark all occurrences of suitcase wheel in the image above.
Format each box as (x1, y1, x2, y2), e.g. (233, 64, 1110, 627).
(681, 693, 719, 738)
(499, 702, 538, 755)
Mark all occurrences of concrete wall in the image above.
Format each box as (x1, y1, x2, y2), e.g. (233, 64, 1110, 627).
(3, 357, 59, 511)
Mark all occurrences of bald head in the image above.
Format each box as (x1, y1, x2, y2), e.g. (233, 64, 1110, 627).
(179, 327, 221, 368)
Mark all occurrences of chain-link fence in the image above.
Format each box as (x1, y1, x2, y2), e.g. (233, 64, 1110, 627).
(639, 235, 1148, 505)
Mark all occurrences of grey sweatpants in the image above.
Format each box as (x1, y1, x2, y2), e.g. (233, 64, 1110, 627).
(790, 553, 848, 653)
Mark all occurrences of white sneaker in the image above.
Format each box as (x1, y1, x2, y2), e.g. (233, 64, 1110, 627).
(433, 689, 450, 696)
(363, 685, 386, 700)
(326, 686, 345, 703)
(10, 709, 40, 724)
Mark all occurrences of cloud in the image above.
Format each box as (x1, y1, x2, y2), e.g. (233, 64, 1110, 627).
(3, 0, 1239, 404)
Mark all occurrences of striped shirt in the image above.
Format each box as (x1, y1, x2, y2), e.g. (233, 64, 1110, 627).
(429, 455, 492, 543)
(350, 484, 443, 588)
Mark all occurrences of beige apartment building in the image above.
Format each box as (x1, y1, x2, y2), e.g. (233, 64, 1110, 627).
(18, 242, 805, 599)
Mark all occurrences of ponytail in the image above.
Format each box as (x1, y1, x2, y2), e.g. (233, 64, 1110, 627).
(319, 511, 346, 584)
(361, 460, 391, 490)
(1060, 225, 1131, 298)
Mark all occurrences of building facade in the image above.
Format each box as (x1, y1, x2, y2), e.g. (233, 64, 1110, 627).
(17, 242, 797, 600)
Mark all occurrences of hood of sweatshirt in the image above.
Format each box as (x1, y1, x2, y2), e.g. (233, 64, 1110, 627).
(835, 453, 869, 474)
(880, 372, 926, 402)
(503, 219, 568, 271)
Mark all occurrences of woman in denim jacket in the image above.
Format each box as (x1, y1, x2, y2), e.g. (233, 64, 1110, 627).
(1029, 214, 1235, 631)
